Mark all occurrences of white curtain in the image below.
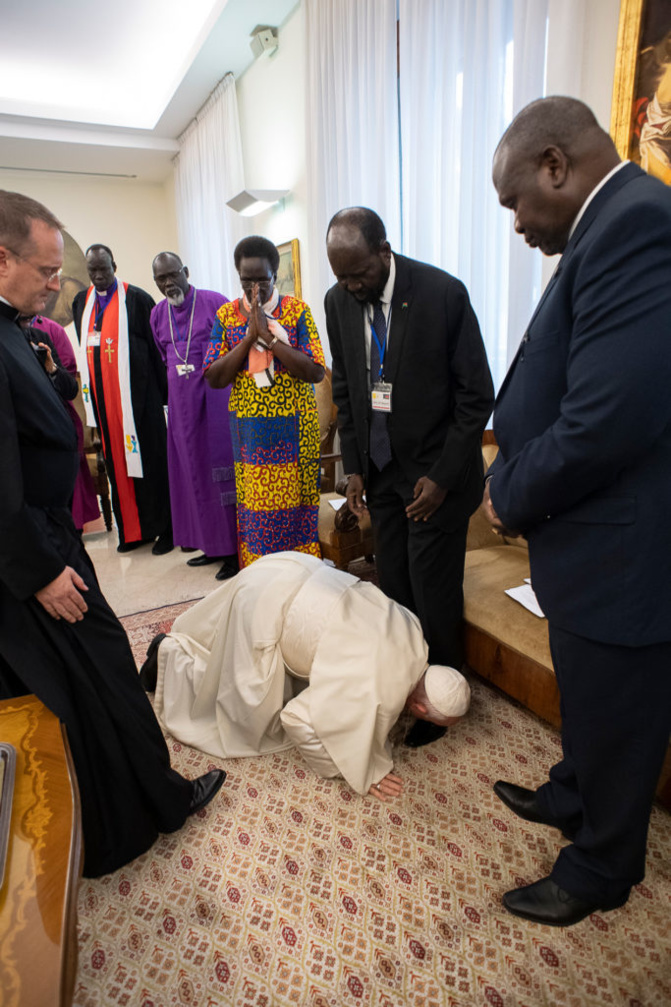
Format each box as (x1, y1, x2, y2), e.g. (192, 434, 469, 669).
(174, 74, 245, 299)
(399, 0, 549, 387)
(305, 0, 550, 381)
(305, 0, 400, 338)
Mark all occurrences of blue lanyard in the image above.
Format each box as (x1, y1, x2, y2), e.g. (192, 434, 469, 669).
(169, 306, 188, 342)
(94, 280, 118, 331)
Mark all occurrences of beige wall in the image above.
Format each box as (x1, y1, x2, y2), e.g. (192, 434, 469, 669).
(235, 4, 315, 307)
(0, 167, 178, 340)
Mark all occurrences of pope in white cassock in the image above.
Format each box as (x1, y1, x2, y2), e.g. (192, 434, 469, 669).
(143, 552, 471, 800)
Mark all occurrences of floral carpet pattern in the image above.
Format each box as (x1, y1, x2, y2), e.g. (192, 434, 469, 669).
(73, 601, 671, 1007)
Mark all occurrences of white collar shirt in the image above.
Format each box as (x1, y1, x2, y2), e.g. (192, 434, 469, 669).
(364, 253, 396, 375)
(568, 160, 629, 241)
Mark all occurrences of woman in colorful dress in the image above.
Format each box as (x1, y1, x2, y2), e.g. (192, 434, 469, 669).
(204, 236, 325, 568)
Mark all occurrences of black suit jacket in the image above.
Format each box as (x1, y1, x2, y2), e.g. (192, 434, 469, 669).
(325, 253, 494, 527)
(72, 282, 169, 534)
(489, 163, 671, 646)
(0, 301, 78, 599)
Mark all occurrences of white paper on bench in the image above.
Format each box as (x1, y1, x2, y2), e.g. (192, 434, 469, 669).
(505, 583, 546, 619)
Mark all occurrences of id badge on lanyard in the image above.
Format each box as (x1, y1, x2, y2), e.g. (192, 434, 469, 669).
(371, 382, 392, 412)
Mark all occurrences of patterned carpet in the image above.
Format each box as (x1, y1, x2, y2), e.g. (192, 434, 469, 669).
(73, 600, 671, 1007)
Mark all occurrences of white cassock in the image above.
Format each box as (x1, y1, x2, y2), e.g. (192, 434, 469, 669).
(153, 551, 428, 793)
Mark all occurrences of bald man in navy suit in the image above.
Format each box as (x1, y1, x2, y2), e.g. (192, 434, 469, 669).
(485, 97, 671, 926)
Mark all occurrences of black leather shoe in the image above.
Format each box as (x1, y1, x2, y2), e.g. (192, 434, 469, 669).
(502, 876, 627, 927)
(117, 540, 145, 553)
(403, 720, 447, 748)
(186, 553, 219, 567)
(494, 780, 576, 840)
(152, 532, 174, 555)
(181, 546, 197, 553)
(138, 632, 166, 692)
(189, 769, 226, 814)
(215, 556, 239, 581)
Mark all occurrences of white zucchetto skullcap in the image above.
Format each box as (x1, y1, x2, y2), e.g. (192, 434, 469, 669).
(424, 665, 471, 717)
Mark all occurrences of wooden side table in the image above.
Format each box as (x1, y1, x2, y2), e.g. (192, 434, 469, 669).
(0, 695, 83, 1007)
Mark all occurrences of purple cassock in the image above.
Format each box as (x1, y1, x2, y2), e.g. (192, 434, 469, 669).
(150, 286, 237, 557)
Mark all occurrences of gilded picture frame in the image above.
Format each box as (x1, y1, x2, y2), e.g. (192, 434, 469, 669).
(611, 0, 671, 184)
(276, 239, 302, 299)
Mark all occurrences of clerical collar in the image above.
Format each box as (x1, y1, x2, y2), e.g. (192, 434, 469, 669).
(94, 278, 118, 331)
(95, 278, 118, 305)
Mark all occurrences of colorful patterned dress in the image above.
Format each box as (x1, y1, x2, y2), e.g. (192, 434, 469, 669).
(204, 295, 325, 568)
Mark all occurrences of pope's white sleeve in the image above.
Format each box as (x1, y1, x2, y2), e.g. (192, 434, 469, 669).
(280, 690, 341, 779)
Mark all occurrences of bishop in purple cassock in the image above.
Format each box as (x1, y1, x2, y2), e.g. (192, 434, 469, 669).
(150, 253, 238, 579)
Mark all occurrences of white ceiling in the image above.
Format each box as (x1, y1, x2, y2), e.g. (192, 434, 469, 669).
(0, 0, 299, 182)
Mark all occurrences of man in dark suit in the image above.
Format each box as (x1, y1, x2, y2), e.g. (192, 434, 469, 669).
(484, 97, 671, 925)
(325, 208, 494, 747)
(73, 244, 173, 554)
(0, 190, 224, 876)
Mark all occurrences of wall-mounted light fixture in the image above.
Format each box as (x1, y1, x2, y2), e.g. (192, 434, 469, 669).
(226, 189, 289, 216)
(250, 25, 279, 59)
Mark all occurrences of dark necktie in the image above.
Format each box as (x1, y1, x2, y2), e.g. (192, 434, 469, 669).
(369, 301, 392, 471)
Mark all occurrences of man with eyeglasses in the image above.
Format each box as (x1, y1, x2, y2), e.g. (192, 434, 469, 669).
(150, 252, 238, 580)
(72, 243, 173, 554)
(0, 190, 225, 877)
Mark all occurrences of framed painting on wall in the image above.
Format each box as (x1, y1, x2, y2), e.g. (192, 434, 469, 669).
(611, 0, 671, 184)
(276, 239, 302, 298)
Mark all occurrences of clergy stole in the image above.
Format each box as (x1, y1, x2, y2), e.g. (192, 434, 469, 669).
(78, 281, 143, 477)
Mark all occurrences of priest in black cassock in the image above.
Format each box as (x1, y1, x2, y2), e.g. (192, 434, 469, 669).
(72, 244, 173, 554)
(0, 190, 225, 877)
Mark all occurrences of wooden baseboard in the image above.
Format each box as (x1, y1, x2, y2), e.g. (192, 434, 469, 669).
(464, 622, 561, 727)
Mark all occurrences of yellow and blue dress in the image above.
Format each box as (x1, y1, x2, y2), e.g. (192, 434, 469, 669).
(204, 295, 324, 568)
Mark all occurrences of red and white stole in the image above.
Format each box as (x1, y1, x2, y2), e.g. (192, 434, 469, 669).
(78, 281, 143, 477)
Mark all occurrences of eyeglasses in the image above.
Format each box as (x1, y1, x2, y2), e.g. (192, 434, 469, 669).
(155, 268, 185, 284)
(7, 247, 63, 283)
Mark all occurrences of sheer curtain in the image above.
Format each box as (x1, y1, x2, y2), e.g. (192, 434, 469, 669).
(399, 0, 549, 386)
(305, 0, 550, 380)
(174, 74, 245, 298)
(305, 0, 400, 330)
